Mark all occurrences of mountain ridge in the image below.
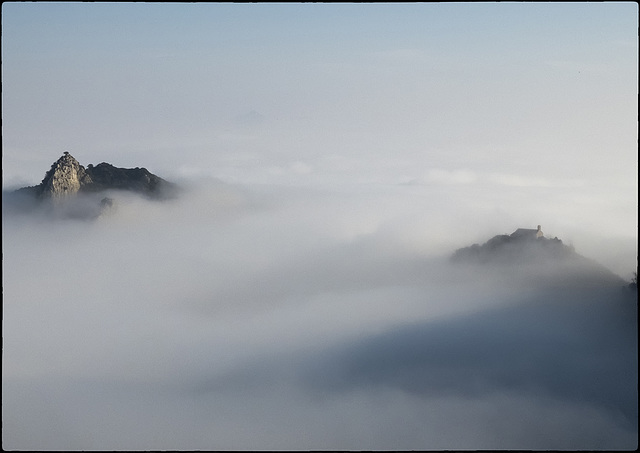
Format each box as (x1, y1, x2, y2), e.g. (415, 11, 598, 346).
(7, 152, 178, 220)
(16, 151, 176, 199)
(450, 226, 628, 288)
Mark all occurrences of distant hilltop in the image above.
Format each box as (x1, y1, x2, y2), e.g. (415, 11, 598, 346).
(16, 151, 176, 200)
(452, 225, 576, 264)
(450, 225, 626, 287)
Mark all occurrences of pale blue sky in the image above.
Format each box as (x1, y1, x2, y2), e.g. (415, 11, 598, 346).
(2, 2, 638, 253)
(3, 2, 636, 173)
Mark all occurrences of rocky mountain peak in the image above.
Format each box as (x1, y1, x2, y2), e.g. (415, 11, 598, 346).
(21, 151, 176, 200)
(8, 152, 178, 220)
(37, 151, 92, 199)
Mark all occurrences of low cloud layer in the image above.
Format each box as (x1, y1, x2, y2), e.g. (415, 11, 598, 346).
(2, 181, 637, 450)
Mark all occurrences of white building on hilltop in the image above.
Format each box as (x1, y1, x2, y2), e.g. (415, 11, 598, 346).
(510, 225, 544, 240)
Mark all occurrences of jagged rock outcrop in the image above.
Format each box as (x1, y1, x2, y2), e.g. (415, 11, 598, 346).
(9, 152, 177, 220)
(35, 152, 93, 199)
(17, 151, 176, 200)
(82, 162, 169, 195)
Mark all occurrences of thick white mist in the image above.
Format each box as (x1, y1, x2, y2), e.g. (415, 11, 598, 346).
(2, 181, 637, 450)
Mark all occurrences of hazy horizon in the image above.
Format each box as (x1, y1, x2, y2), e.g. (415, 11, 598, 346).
(3, 2, 637, 279)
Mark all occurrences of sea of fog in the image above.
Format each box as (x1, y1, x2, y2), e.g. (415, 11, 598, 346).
(2, 180, 637, 450)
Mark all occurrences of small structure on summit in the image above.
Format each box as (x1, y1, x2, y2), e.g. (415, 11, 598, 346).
(510, 225, 543, 240)
(449, 224, 575, 265)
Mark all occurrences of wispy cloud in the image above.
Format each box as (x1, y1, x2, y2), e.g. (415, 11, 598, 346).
(425, 168, 478, 185)
(486, 172, 585, 188)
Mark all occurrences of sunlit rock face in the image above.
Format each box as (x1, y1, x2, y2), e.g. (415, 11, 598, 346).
(27, 151, 175, 199)
(36, 152, 92, 199)
(8, 151, 177, 220)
